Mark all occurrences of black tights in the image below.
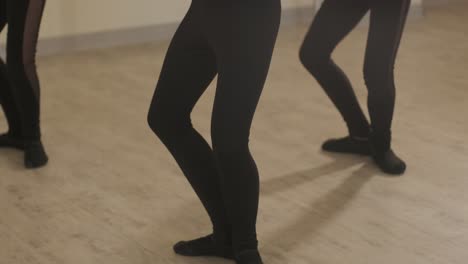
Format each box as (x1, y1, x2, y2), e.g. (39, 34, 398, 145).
(148, 0, 281, 254)
(0, 0, 45, 141)
(300, 0, 410, 150)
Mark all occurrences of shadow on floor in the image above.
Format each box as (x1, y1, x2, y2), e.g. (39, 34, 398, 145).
(263, 162, 377, 263)
(158, 154, 376, 263)
(261, 153, 367, 195)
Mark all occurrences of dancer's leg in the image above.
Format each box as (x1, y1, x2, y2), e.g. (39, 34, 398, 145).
(6, 0, 48, 168)
(364, 0, 411, 174)
(206, 1, 281, 262)
(300, 0, 371, 141)
(147, 5, 232, 259)
(0, 0, 24, 149)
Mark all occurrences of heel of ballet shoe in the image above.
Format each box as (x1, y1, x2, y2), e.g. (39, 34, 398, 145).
(369, 132, 406, 175)
(372, 149, 407, 175)
(24, 141, 48, 169)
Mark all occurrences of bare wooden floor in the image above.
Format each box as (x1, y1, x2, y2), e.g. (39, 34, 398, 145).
(1, 3, 467, 264)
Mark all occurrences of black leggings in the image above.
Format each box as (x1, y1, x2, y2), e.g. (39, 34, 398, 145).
(148, 0, 281, 253)
(0, 0, 45, 140)
(300, 0, 410, 149)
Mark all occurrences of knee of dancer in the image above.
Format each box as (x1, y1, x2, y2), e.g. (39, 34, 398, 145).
(363, 64, 396, 96)
(364, 66, 396, 102)
(147, 110, 190, 141)
(211, 132, 250, 160)
(299, 46, 330, 75)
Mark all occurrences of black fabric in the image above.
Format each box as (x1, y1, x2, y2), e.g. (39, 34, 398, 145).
(148, 0, 281, 257)
(236, 249, 263, 264)
(0, 132, 24, 149)
(370, 134, 407, 175)
(299, 0, 411, 145)
(173, 234, 234, 259)
(322, 136, 371, 156)
(0, 0, 46, 141)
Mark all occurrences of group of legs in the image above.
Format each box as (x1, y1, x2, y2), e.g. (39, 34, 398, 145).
(148, 0, 411, 263)
(0, 0, 48, 169)
(0, 0, 411, 263)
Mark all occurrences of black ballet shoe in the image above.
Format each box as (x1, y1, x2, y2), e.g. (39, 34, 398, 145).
(372, 149, 406, 175)
(322, 136, 371, 156)
(235, 250, 263, 264)
(173, 234, 234, 259)
(24, 141, 48, 169)
(0, 132, 25, 150)
(370, 131, 406, 175)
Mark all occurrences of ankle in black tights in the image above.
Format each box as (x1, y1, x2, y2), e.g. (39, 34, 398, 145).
(0, 132, 48, 169)
(370, 133, 406, 175)
(235, 250, 263, 264)
(173, 234, 234, 259)
(24, 140, 48, 169)
(322, 134, 406, 175)
(371, 148, 406, 175)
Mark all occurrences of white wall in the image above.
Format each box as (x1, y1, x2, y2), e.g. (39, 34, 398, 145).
(2, 0, 421, 45)
(38, 0, 314, 39)
(0, 0, 316, 52)
(40, 0, 190, 39)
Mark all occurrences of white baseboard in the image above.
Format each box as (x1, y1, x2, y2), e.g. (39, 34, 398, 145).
(36, 23, 179, 56)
